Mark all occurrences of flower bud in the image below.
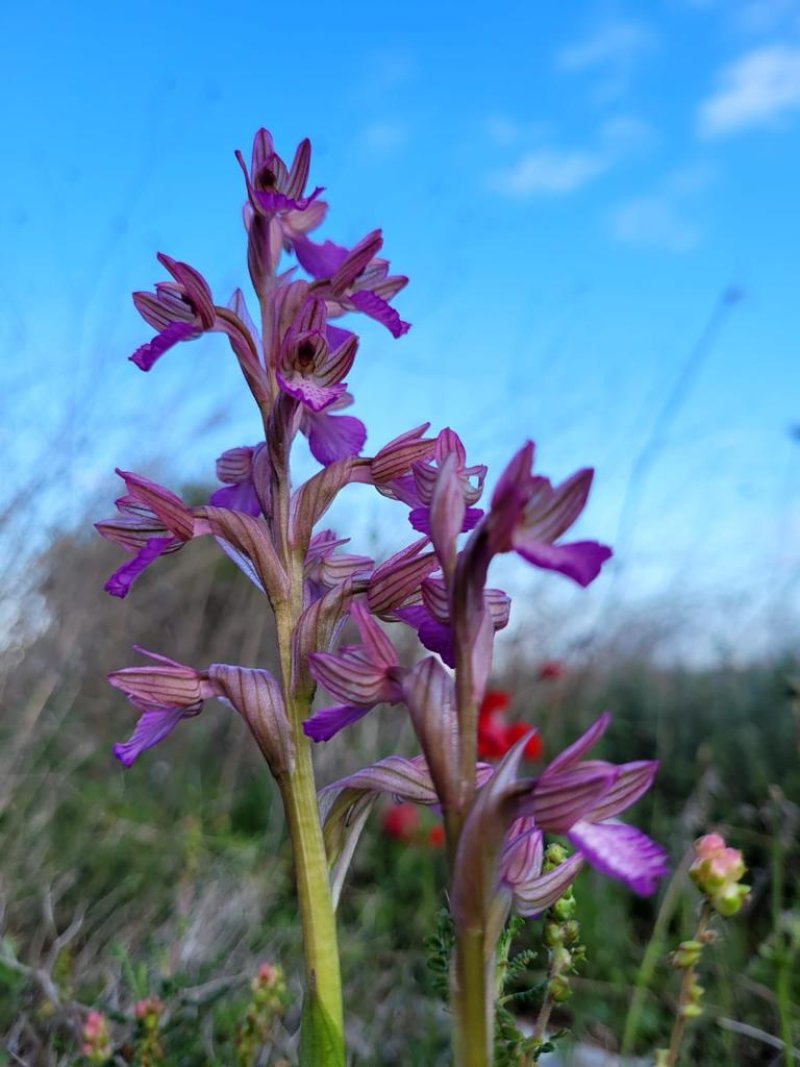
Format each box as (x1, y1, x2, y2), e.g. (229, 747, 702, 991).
(552, 945, 572, 972)
(714, 882, 750, 917)
(679, 1002, 703, 1020)
(543, 843, 569, 871)
(256, 962, 280, 988)
(689, 833, 749, 916)
(80, 1010, 112, 1064)
(251, 961, 287, 1007)
(547, 974, 572, 1002)
(552, 894, 577, 921)
(671, 939, 703, 970)
(562, 920, 581, 945)
(134, 995, 164, 1022)
(544, 922, 564, 947)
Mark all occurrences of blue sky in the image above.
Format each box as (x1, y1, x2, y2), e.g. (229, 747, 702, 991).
(3, 0, 799, 660)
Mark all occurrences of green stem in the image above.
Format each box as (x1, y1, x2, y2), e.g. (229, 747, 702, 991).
(533, 984, 555, 1046)
(450, 601, 491, 1066)
(664, 906, 710, 1067)
(253, 245, 344, 1065)
(274, 565, 345, 1066)
(771, 804, 784, 935)
(279, 746, 345, 1066)
(622, 853, 689, 1055)
(776, 953, 795, 1067)
(770, 795, 794, 1067)
(533, 942, 567, 1047)
(454, 927, 492, 1067)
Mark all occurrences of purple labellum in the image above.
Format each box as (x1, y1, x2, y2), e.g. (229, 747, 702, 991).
(300, 403, 367, 466)
(104, 536, 176, 599)
(113, 707, 188, 767)
(130, 320, 198, 371)
(303, 703, 372, 742)
(567, 820, 669, 896)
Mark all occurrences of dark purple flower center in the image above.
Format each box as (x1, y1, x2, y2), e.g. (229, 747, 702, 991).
(256, 165, 278, 191)
(297, 339, 316, 368)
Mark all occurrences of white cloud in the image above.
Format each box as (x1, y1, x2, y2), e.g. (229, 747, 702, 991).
(609, 164, 714, 252)
(486, 113, 654, 198)
(698, 44, 800, 137)
(735, 0, 800, 33)
(489, 148, 609, 196)
(684, 0, 800, 34)
(557, 20, 658, 72)
(556, 20, 658, 105)
(610, 196, 700, 252)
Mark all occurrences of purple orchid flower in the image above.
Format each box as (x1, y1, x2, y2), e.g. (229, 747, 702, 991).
(96, 471, 196, 597)
(209, 444, 268, 517)
(499, 818, 585, 918)
(130, 254, 217, 371)
(498, 713, 668, 895)
(394, 580, 510, 667)
(460, 441, 613, 592)
(99, 469, 291, 606)
(109, 648, 218, 766)
(253, 283, 367, 466)
(303, 599, 405, 741)
(236, 129, 327, 288)
(407, 428, 486, 535)
(371, 429, 485, 551)
(276, 296, 358, 413)
(110, 648, 293, 774)
(370, 424, 437, 491)
(299, 391, 367, 467)
(534, 712, 668, 895)
(292, 229, 410, 338)
(238, 127, 324, 219)
(304, 530, 373, 606)
(130, 258, 269, 405)
(451, 717, 667, 966)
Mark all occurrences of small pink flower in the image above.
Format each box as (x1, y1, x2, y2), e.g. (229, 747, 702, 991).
(80, 1010, 112, 1062)
(689, 833, 749, 916)
(256, 963, 280, 988)
(133, 995, 164, 1021)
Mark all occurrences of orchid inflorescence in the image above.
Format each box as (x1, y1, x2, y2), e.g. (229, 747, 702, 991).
(98, 126, 668, 1066)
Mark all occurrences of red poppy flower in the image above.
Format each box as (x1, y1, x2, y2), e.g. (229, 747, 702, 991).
(427, 824, 445, 849)
(382, 802, 420, 842)
(538, 660, 564, 682)
(477, 690, 543, 761)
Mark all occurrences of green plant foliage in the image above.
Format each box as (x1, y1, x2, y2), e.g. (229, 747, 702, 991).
(1, 526, 798, 1063)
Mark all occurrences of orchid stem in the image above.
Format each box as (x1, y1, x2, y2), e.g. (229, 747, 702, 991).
(274, 550, 344, 1063)
(279, 745, 345, 1066)
(454, 927, 492, 1067)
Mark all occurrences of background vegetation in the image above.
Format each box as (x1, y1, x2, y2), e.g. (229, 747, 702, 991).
(1, 515, 798, 1065)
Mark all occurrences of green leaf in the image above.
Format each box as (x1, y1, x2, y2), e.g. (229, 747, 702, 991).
(299, 993, 345, 1067)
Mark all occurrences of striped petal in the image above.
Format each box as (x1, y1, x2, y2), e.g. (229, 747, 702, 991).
(567, 820, 669, 896)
